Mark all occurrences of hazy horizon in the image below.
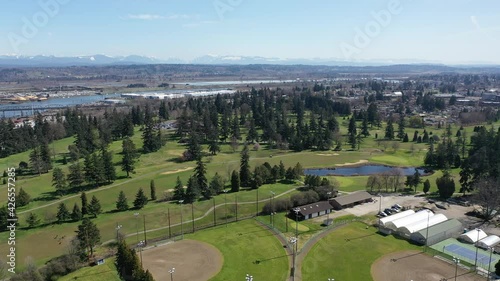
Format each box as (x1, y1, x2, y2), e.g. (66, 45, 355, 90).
(2, 0, 500, 64)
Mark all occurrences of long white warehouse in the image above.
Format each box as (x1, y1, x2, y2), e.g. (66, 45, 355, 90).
(385, 210, 434, 231)
(379, 210, 415, 227)
(398, 214, 448, 237)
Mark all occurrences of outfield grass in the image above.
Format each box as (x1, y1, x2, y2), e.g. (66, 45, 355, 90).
(301, 222, 420, 281)
(188, 219, 289, 281)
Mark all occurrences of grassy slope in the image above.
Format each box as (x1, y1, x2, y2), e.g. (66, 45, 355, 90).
(0, 122, 484, 269)
(301, 222, 419, 281)
(58, 258, 120, 281)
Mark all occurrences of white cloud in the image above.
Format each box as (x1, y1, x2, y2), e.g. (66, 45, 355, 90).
(127, 14, 164, 20)
(167, 14, 195, 20)
(470, 15, 484, 33)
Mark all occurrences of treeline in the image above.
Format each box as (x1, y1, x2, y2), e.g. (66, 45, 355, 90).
(175, 88, 350, 152)
(116, 240, 155, 281)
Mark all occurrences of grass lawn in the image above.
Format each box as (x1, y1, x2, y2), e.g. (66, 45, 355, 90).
(59, 258, 121, 281)
(301, 222, 420, 281)
(188, 219, 289, 281)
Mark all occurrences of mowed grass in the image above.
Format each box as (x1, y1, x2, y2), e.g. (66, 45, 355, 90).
(0, 121, 487, 270)
(59, 258, 120, 281)
(301, 222, 419, 281)
(187, 219, 289, 281)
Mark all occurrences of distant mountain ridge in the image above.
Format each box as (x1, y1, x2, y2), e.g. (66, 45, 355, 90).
(0, 54, 500, 68)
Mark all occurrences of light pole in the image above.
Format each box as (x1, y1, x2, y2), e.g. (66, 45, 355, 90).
(213, 196, 216, 226)
(270, 191, 275, 228)
(245, 273, 253, 281)
(453, 256, 460, 281)
(138, 240, 145, 267)
(179, 200, 184, 239)
(290, 237, 297, 281)
(223, 190, 228, 226)
(488, 247, 494, 280)
(293, 208, 300, 238)
(134, 212, 140, 243)
(326, 191, 332, 225)
(115, 224, 122, 242)
(475, 229, 481, 269)
(169, 267, 175, 281)
(425, 210, 430, 252)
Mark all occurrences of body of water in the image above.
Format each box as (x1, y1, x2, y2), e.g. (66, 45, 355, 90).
(172, 79, 298, 86)
(0, 93, 122, 118)
(304, 165, 427, 176)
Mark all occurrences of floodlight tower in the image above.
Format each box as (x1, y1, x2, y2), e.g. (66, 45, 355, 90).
(168, 267, 175, 281)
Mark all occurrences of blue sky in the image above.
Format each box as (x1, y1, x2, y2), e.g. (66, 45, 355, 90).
(1, 0, 500, 64)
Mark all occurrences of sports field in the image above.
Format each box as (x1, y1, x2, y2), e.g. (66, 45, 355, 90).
(431, 238, 500, 270)
(371, 250, 484, 281)
(301, 222, 420, 281)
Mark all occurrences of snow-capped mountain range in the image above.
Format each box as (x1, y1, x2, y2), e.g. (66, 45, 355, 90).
(0, 54, 498, 67)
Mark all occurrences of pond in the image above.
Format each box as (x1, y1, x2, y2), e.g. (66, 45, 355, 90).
(304, 164, 428, 177)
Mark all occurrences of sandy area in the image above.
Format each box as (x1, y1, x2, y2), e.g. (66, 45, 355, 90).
(316, 153, 340, 156)
(372, 250, 484, 281)
(161, 167, 193, 175)
(335, 159, 368, 167)
(141, 240, 223, 281)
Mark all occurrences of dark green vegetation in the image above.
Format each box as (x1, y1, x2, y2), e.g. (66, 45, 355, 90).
(2, 81, 500, 280)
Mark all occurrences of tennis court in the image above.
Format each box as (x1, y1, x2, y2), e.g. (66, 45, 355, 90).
(431, 238, 499, 270)
(444, 244, 495, 264)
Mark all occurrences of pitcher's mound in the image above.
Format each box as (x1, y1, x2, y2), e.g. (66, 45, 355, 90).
(142, 240, 223, 281)
(371, 250, 483, 281)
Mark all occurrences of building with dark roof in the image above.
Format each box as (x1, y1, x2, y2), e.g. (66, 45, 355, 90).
(330, 191, 372, 210)
(290, 201, 332, 221)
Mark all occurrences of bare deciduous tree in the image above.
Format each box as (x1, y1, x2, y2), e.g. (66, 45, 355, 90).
(473, 177, 500, 221)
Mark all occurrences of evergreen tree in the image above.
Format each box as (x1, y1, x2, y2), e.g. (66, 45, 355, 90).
(26, 212, 40, 228)
(88, 195, 102, 218)
(159, 100, 169, 120)
(279, 161, 286, 179)
(52, 167, 67, 196)
(247, 119, 259, 142)
(121, 138, 138, 177)
(185, 132, 202, 161)
(412, 131, 418, 142)
(231, 170, 240, 192)
(194, 158, 210, 199)
(348, 116, 357, 148)
(142, 119, 161, 153)
(102, 149, 116, 183)
(184, 176, 199, 203)
(68, 162, 85, 189)
(150, 180, 157, 201)
(208, 139, 220, 155)
(436, 170, 455, 199)
(173, 177, 185, 201)
(361, 115, 370, 137)
(71, 203, 82, 221)
(240, 144, 251, 187)
(385, 119, 394, 140)
(76, 218, 101, 261)
(29, 146, 43, 175)
(495, 259, 500, 276)
(16, 187, 31, 207)
(209, 172, 224, 195)
(403, 133, 409, 142)
(423, 179, 431, 194)
(116, 191, 129, 211)
(397, 115, 405, 140)
(57, 202, 71, 223)
(81, 192, 89, 216)
(133, 188, 149, 209)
